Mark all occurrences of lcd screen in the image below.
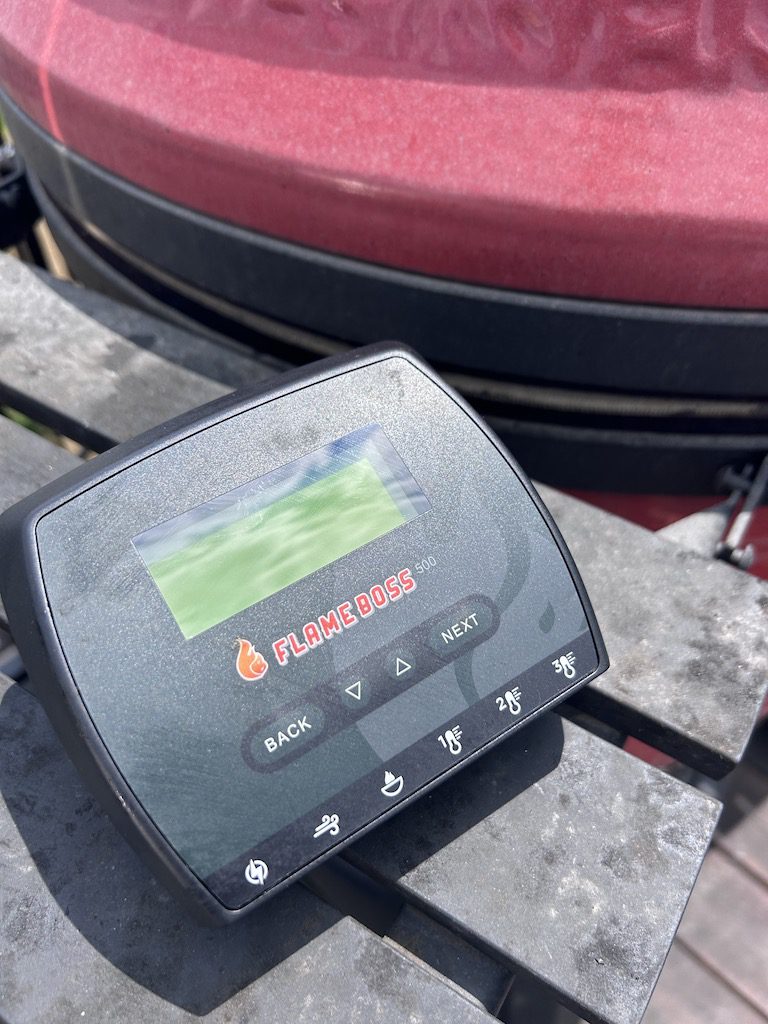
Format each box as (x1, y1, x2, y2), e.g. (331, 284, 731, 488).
(134, 425, 429, 638)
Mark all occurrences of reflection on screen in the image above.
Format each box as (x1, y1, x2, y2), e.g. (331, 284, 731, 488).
(133, 425, 429, 638)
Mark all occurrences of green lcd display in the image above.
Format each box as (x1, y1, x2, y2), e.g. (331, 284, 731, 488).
(134, 425, 429, 638)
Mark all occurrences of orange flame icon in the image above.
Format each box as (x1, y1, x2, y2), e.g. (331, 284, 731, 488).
(235, 639, 269, 681)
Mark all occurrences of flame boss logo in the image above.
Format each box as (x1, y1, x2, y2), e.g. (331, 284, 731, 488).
(234, 567, 417, 679)
(235, 638, 269, 681)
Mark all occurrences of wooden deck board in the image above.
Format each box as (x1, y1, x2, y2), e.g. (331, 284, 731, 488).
(675, 849, 768, 1014)
(715, 763, 768, 888)
(636, 722, 768, 1023)
(642, 945, 765, 1024)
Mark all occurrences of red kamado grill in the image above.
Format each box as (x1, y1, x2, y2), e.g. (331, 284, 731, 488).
(3, 0, 768, 572)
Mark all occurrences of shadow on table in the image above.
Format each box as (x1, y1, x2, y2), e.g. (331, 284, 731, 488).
(344, 712, 566, 880)
(0, 678, 342, 1016)
(0, 674, 565, 1016)
(33, 268, 281, 393)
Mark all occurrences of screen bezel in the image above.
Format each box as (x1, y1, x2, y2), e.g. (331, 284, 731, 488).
(132, 423, 430, 639)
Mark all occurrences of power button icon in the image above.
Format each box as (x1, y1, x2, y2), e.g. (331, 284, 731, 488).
(244, 858, 269, 886)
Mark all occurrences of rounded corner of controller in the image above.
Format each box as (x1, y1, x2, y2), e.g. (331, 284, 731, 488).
(595, 634, 611, 678)
(368, 343, 434, 377)
(583, 611, 610, 689)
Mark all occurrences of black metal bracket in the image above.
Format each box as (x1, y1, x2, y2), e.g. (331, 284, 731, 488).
(715, 454, 768, 569)
(0, 142, 41, 250)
